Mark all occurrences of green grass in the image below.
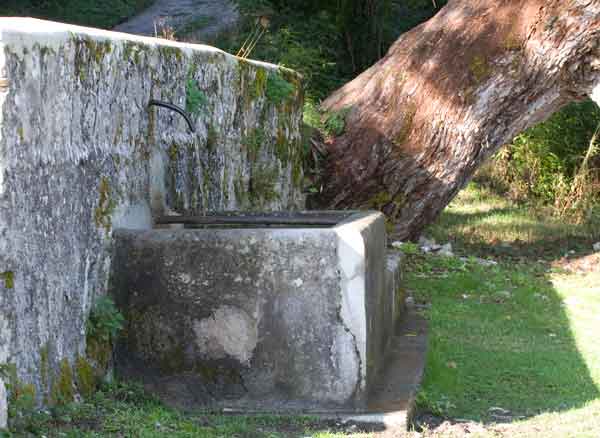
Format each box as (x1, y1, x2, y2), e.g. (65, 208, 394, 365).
(405, 182, 600, 437)
(411, 256, 600, 419)
(0, 0, 154, 29)
(427, 183, 600, 260)
(6, 380, 323, 437)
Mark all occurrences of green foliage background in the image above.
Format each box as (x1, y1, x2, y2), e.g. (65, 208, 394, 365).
(0, 0, 154, 29)
(477, 100, 600, 210)
(228, 0, 599, 223)
(224, 0, 445, 102)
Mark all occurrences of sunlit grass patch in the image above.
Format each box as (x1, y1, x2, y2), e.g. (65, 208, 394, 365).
(408, 182, 600, 437)
(427, 183, 600, 260)
(409, 254, 599, 419)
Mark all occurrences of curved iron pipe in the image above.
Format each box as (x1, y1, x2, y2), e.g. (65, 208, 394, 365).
(148, 99, 195, 133)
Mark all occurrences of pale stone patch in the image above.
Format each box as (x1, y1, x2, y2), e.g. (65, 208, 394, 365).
(193, 306, 258, 364)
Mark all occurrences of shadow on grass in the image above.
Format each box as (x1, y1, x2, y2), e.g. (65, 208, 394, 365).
(428, 207, 600, 261)
(408, 256, 600, 424)
(410, 191, 600, 427)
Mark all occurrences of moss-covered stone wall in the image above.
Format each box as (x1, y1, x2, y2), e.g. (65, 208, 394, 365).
(0, 18, 304, 424)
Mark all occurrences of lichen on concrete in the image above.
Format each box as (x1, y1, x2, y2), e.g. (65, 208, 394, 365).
(0, 272, 13, 289)
(0, 16, 305, 411)
(110, 211, 396, 411)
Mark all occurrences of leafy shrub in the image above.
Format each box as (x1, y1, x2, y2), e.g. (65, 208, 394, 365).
(476, 99, 600, 221)
(322, 108, 351, 137)
(86, 296, 124, 343)
(217, 1, 447, 103)
(265, 72, 295, 105)
(185, 78, 208, 116)
(0, 363, 47, 434)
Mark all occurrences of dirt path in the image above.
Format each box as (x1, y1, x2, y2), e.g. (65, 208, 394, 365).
(113, 0, 239, 42)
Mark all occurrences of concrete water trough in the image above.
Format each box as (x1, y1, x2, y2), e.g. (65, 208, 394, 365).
(110, 211, 405, 412)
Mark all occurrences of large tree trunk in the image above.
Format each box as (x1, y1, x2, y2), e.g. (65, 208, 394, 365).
(319, 0, 600, 240)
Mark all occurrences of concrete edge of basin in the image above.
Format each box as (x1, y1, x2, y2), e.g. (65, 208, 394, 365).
(333, 210, 385, 398)
(111, 210, 412, 414)
(216, 299, 428, 431)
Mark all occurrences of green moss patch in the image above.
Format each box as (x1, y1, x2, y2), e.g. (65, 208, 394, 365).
(266, 72, 296, 106)
(469, 55, 491, 83)
(253, 68, 268, 99)
(249, 164, 280, 207)
(94, 177, 117, 233)
(186, 78, 208, 116)
(75, 356, 96, 400)
(243, 129, 265, 162)
(51, 358, 74, 405)
(40, 344, 49, 388)
(0, 271, 14, 289)
(394, 102, 417, 147)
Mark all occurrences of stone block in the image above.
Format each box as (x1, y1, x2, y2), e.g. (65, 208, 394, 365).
(111, 211, 402, 410)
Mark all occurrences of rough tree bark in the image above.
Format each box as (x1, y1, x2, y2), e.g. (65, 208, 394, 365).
(319, 0, 600, 240)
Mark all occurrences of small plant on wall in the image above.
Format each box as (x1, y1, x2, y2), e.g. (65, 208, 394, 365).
(87, 296, 124, 344)
(85, 296, 124, 382)
(186, 78, 208, 116)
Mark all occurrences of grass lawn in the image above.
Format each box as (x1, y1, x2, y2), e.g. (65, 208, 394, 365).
(406, 183, 600, 437)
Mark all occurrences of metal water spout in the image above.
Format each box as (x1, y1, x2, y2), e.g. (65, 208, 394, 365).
(148, 99, 195, 133)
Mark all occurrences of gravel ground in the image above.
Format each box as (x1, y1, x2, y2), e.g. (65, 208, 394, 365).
(113, 0, 239, 42)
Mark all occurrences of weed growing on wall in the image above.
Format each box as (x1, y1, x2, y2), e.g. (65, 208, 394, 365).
(323, 108, 351, 137)
(0, 363, 43, 434)
(265, 72, 295, 105)
(185, 78, 208, 116)
(86, 296, 124, 344)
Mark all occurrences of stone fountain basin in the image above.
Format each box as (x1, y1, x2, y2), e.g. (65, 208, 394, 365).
(110, 211, 404, 411)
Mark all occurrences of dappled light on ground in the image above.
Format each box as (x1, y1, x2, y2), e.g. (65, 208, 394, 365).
(427, 183, 600, 261)
(402, 182, 600, 437)
(408, 254, 599, 420)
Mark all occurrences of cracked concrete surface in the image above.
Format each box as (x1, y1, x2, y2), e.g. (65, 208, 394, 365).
(111, 212, 400, 411)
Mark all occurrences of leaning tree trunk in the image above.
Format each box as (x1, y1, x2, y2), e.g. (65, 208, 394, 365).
(319, 0, 600, 240)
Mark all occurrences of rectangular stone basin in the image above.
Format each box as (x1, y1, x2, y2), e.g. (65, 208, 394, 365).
(111, 211, 404, 411)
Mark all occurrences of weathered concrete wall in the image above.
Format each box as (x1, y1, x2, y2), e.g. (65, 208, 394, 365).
(111, 212, 397, 411)
(0, 17, 304, 423)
